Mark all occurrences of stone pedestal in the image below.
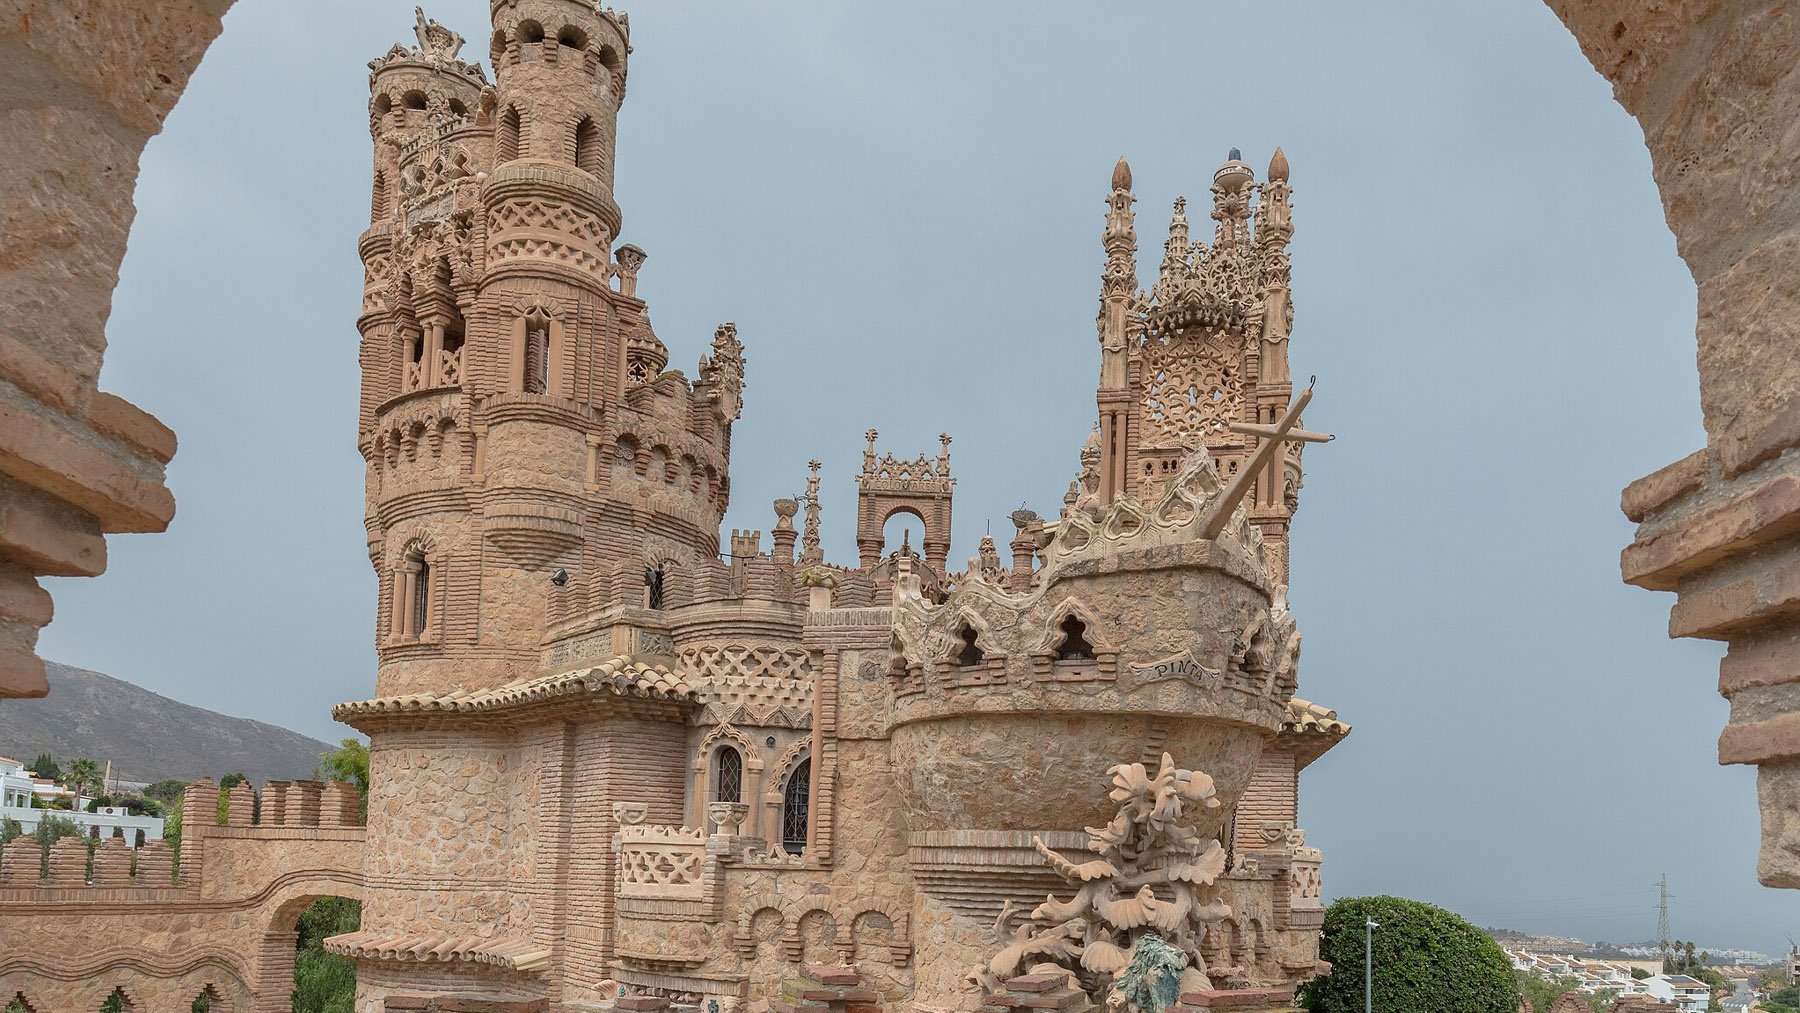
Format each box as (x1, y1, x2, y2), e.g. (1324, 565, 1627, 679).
(978, 972, 1092, 1013)
(774, 964, 882, 1013)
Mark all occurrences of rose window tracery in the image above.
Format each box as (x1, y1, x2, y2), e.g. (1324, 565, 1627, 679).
(1139, 327, 1244, 448)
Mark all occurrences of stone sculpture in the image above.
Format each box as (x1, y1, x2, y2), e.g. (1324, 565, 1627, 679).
(973, 754, 1231, 1007)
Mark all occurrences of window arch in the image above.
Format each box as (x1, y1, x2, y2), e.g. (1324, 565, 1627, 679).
(517, 19, 545, 44)
(405, 543, 432, 638)
(573, 116, 602, 175)
(401, 90, 427, 111)
(954, 624, 983, 667)
(557, 24, 588, 51)
(497, 105, 521, 163)
(781, 754, 811, 855)
(711, 746, 742, 803)
(1053, 613, 1094, 661)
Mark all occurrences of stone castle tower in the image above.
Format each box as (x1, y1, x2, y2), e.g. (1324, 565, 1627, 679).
(360, 0, 742, 700)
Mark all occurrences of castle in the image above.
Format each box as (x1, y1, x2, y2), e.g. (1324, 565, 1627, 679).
(0, 3, 1346, 1010)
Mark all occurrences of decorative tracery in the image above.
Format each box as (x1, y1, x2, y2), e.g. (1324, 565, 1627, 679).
(1138, 328, 1244, 449)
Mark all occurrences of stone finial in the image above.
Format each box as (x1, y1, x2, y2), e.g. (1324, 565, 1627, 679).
(862, 430, 880, 475)
(1112, 155, 1133, 192)
(1267, 147, 1289, 183)
(773, 498, 798, 526)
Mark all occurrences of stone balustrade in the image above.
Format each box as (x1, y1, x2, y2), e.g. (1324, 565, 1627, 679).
(616, 824, 708, 901)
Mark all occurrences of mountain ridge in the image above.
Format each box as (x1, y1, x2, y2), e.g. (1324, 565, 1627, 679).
(0, 661, 336, 786)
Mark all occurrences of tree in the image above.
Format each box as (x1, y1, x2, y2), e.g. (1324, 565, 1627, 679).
(1631, 967, 1651, 980)
(29, 753, 59, 782)
(0, 816, 20, 845)
(219, 772, 248, 789)
(60, 757, 100, 810)
(1301, 897, 1518, 1013)
(319, 739, 370, 798)
(144, 779, 186, 805)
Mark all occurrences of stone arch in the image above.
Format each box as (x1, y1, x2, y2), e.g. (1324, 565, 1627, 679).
(1038, 597, 1116, 659)
(251, 887, 363, 1011)
(939, 607, 1000, 665)
(794, 907, 840, 965)
(744, 905, 786, 957)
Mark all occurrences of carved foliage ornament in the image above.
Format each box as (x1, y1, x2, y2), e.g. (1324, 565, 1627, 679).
(971, 754, 1232, 1008)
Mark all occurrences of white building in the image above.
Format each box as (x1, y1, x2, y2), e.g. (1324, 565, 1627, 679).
(1645, 974, 1711, 1012)
(1, 755, 164, 849)
(0, 755, 34, 809)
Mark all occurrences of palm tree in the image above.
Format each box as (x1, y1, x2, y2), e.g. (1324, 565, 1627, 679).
(61, 757, 100, 812)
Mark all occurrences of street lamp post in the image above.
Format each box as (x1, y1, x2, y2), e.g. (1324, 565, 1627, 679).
(1366, 918, 1379, 1013)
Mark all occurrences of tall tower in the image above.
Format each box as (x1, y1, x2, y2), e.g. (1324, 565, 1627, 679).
(1091, 148, 1304, 584)
(358, 3, 744, 700)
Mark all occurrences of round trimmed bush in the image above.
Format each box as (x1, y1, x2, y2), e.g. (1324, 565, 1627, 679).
(1301, 896, 1519, 1013)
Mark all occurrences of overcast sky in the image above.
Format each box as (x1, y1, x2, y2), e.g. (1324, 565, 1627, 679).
(33, 0, 1779, 957)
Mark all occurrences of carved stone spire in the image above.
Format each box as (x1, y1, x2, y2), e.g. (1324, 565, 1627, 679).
(800, 459, 824, 565)
(698, 322, 746, 421)
(1157, 196, 1190, 294)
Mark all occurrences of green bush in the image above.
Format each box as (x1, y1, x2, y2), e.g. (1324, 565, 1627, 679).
(292, 896, 361, 1013)
(1301, 897, 1518, 1013)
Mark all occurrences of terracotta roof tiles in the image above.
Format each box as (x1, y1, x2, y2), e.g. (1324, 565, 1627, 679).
(324, 929, 551, 972)
(332, 655, 695, 723)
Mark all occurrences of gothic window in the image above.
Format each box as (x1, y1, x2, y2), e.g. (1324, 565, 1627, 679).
(497, 106, 521, 163)
(955, 625, 983, 667)
(781, 757, 811, 855)
(440, 309, 466, 387)
(411, 555, 431, 637)
(573, 116, 602, 175)
(712, 746, 742, 803)
(1053, 614, 1094, 661)
(626, 360, 648, 386)
(524, 319, 549, 394)
(645, 565, 666, 610)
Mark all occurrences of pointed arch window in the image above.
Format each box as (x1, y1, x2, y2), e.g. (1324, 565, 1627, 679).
(955, 625, 983, 667)
(781, 756, 811, 855)
(711, 746, 742, 803)
(1053, 614, 1094, 661)
(645, 564, 667, 610)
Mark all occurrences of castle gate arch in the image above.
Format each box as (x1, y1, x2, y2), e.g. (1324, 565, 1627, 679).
(0, 11, 1797, 1013)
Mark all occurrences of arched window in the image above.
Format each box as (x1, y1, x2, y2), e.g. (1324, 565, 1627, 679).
(711, 746, 742, 803)
(440, 308, 465, 387)
(401, 90, 427, 111)
(955, 625, 983, 667)
(1053, 614, 1094, 661)
(524, 330, 548, 394)
(557, 25, 588, 52)
(397, 541, 433, 641)
(573, 116, 602, 175)
(781, 756, 811, 855)
(645, 564, 666, 610)
(598, 44, 619, 71)
(497, 106, 521, 163)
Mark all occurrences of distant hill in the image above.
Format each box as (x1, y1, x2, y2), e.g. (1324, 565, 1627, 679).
(0, 661, 335, 787)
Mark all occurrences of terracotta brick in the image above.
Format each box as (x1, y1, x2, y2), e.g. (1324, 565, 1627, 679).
(88, 391, 177, 465)
(1722, 396, 1800, 478)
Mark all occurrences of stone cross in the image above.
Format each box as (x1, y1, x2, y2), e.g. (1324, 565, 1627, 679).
(1200, 384, 1332, 539)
